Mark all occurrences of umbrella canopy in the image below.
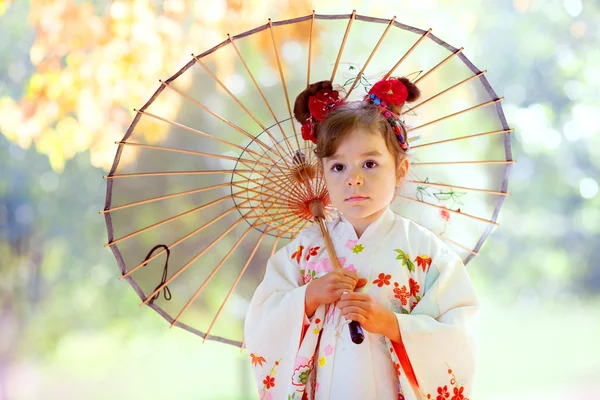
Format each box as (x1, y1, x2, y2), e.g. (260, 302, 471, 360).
(103, 11, 513, 347)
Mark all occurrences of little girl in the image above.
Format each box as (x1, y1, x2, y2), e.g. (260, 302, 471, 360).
(244, 77, 479, 400)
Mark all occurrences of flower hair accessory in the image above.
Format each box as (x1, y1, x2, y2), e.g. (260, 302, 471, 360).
(366, 78, 410, 150)
(301, 89, 345, 144)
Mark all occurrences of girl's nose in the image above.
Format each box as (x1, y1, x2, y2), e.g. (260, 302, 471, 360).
(347, 173, 363, 186)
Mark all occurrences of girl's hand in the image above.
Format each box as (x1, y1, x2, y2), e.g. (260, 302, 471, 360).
(305, 269, 367, 317)
(337, 292, 395, 337)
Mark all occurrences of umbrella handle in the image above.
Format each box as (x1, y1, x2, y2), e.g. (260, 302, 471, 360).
(349, 320, 364, 344)
(310, 200, 366, 345)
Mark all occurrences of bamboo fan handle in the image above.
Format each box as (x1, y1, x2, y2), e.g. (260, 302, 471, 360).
(309, 200, 365, 345)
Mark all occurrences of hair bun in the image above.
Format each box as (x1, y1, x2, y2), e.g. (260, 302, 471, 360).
(397, 77, 421, 103)
(293, 80, 333, 124)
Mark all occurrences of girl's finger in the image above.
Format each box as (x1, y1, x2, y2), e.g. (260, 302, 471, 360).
(341, 269, 359, 281)
(333, 283, 354, 291)
(339, 300, 369, 311)
(355, 278, 368, 288)
(344, 313, 365, 324)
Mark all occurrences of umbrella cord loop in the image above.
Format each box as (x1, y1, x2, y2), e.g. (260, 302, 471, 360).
(142, 244, 172, 302)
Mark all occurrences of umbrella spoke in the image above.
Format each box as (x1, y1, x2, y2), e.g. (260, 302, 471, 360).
(191, 54, 296, 174)
(141, 209, 297, 306)
(412, 160, 515, 166)
(395, 194, 499, 226)
(232, 163, 314, 205)
(101, 182, 239, 214)
(414, 47, 464, 84)
(105, 169, 251, 178)
(120, 199, 252, 279)
(410, 128, 513, 149)
(408, 97, 505, 132)
(228, 33, 294, 157)
(384, 28, 432, 80)
(406, 71, 487, 114)
(132, 109, 264, 159)
(202, 217, 306, 341)
(106, 191, 249, 248)
(344, 16, 395, 100)
(172, 222, 269, 330)
(116, 141, 255, 165)
(330, 10, 356, 83)
(407, 180, 510, 196)
(268, 19, 301, 150)
(160, 81, 282, 160)
(307, 11, 315, 88)
(435, 234, 479, 256)
(231, 183, 297, 208)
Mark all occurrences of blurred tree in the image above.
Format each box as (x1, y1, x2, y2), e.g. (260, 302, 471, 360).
(0, 0, 314, 172)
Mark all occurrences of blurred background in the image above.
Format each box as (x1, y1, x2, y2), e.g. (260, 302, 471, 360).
(0, 0, 599, 399)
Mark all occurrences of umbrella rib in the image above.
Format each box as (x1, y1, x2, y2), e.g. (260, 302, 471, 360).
(384, 28, 432, 79)
(227, 34, 293, 156)
(414, 47, 464, 84)
(101, 182, 240, 214)
(233, 162, 312, 206)
(116, 141, 256, 165)
(412, 160, 515, 166)
(141, 212, 254, 306)
(290, 218, 310, 240)
(232, 182, 300, 209)
(162, 75, 308, 200)
(410, 128, 513, 149)
(231, 184, 292, 208)
(160, 81, 280, 158)
(232, 169, 311, 207)
(407, 180, 510, 196)
(406, 71, 486, 114)
(105, 192, 246, 248)
(116, 140, 295, 193)
(105, 169, 252, 179)
(304, 11, 315, 164)
(232, 172, 302, 205)
(344, 15, 395, 100)
(141, 209, 298, 306)
(307, 10, 315, 88)
(202, 216, 306, 342)
(132, 109, 264, 159)
(395, 194, 499, 226)
(238, 205, 301, 231)
(408, 97, 505, 132)
(191, 54, 296, 174)
(330, 10, 356, 83)
(172, 221, 267, 330)
(176, 212, 300, 334)
(268, 19, 301, 150)
(435, 233, 480, 256)
(262, 169, 313, 203)
(119, 200, 252, 279)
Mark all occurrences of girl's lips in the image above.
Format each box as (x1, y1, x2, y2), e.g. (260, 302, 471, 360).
(346, 196, 368, 202)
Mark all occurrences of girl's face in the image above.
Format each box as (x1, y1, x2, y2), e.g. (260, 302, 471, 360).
(321, 127, 408, 237)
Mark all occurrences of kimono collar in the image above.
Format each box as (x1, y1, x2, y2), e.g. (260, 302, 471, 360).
(337, 206, 396, 246)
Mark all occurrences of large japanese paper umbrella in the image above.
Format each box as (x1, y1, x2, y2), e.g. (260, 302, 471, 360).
(102, 11, 513, 348)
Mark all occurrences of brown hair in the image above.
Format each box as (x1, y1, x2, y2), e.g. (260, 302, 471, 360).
(293, 78, 421, 168)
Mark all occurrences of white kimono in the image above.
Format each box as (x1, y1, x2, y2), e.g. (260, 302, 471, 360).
(244, 206, 479, 400)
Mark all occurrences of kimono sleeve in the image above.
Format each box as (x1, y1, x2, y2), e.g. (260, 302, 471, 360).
(392, 250, 480, 399)
(244, 239, 312, 399)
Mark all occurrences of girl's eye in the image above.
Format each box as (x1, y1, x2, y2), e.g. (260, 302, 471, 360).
(330, 161, 378, 172)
